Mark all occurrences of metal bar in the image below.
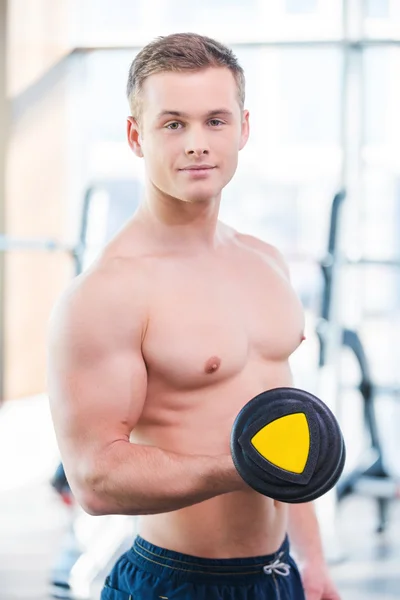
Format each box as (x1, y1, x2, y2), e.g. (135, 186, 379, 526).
(340, 383, 400, 396)
(357, 308, 400, 318)
(0, 235, 74, 253)
(374, 385, 400, 396)
(345, 258, 400, 267)
(353, 477, 400, 498)
(287, 252, 400, 268)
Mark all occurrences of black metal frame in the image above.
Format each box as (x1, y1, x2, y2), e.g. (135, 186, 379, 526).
(317, 190, 399, 533)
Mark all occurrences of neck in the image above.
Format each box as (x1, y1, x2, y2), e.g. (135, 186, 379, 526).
(137, 183, 223, 251)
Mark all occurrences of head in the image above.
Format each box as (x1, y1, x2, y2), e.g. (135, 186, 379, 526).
(126, 33, 249, 205)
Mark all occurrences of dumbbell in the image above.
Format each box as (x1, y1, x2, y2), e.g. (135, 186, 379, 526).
(230, 387, 345, 503)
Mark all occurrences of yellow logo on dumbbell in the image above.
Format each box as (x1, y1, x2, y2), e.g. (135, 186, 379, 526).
(250, 413, 310, 474)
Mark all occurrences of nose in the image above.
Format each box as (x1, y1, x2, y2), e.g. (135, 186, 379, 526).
(185, 126, 210, 157)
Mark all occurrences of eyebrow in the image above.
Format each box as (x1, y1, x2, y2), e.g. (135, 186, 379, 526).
(156, 109, 234, 120)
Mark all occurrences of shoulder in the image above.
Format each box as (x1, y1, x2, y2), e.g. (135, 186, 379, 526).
(48, 255, 148, 347)
(60, 254, 147, 309)
(233, 231, 290, 280)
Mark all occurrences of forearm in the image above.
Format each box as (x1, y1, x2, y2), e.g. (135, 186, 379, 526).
(287, 502, 325, 565)
(77, 440, 243, 516)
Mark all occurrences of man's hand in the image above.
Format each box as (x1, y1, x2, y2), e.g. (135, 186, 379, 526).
(300, 560, 341, 600)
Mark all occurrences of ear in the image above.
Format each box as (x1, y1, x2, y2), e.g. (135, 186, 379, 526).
(239, 110, 250, 151)
(127, 117, 143, 158)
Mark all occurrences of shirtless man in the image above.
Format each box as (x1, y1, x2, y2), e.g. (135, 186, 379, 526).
(47, 33, 341, 600)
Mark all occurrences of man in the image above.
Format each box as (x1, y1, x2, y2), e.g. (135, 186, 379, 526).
(47, 32, 340, 600)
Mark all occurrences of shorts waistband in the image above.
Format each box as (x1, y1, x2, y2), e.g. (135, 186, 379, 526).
(127, 534, 291, 585)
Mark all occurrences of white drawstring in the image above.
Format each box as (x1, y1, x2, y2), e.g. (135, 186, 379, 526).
(263, 552, 291, 577)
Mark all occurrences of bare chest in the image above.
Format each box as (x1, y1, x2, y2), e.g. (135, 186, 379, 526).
(142, 257, 304, 390)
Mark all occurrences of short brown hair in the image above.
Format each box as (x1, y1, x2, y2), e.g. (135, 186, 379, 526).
(126, 32, 245, 121)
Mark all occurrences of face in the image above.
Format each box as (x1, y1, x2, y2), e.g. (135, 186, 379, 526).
(127, 67, 249, 204)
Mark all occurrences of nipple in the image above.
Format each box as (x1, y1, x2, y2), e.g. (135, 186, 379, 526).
(301, 334, 306, 343)
(204, 356, 221, 374)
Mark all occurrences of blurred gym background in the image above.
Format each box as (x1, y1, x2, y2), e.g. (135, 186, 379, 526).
(1, 1, 400, 599)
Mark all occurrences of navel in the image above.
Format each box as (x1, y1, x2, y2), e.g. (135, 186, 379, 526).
(204, 356, 221, 374)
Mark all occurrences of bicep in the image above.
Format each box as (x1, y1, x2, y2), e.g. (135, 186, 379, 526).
(47, 289, 147, 483)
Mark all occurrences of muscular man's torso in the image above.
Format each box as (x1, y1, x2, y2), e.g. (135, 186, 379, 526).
(102, 219, 305, 558)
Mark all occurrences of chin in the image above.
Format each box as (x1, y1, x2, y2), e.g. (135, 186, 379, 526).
(184, 194, 215, 204)
(181, 186, 222, 204)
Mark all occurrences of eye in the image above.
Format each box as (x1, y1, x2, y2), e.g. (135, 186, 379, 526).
(165, 121, 183, 130)
(209, 119, 224, 127)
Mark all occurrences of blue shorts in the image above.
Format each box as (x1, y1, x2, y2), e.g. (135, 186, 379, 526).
(101, 534, 306, 599)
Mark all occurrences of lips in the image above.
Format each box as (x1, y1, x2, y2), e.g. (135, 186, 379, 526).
(179, 165, 215, 171)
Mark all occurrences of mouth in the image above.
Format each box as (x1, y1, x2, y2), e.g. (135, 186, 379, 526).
(179, 165, 216, 175)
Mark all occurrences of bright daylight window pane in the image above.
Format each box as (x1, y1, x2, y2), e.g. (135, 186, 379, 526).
(286, 0, 318, 14)
(69, 0, 343, 46)
(358, 47, 400, 384)
(220, 47, 342, 258)
(363, 47, 400, 258)
(364, 0, 400, 39)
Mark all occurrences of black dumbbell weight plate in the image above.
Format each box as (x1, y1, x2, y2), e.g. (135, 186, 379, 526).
(230, 387, 345, 503)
